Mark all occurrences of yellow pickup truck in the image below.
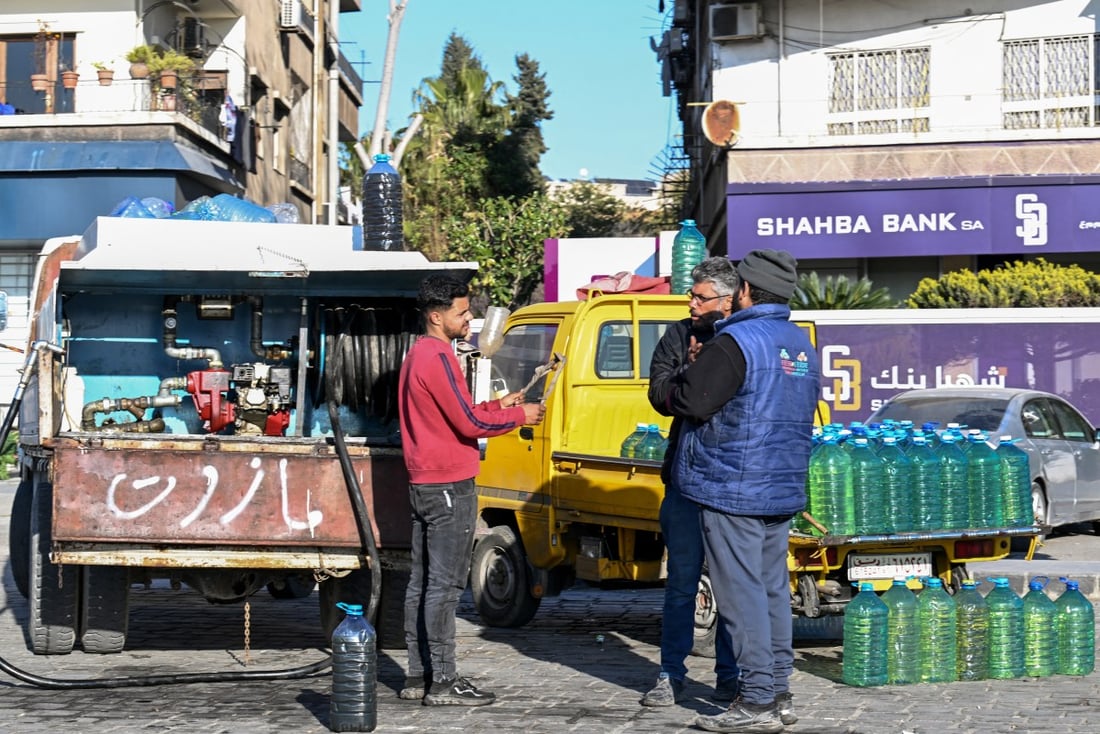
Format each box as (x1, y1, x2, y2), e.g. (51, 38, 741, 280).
(469, 293, 1038, 649)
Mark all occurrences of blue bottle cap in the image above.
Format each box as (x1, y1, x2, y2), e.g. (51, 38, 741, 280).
(336, 602, 364, 615)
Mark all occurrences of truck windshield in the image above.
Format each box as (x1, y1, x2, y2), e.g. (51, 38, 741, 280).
(490, 323, 559, 402)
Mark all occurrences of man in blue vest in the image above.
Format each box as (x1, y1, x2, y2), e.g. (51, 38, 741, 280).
(664, 249, 820, 732)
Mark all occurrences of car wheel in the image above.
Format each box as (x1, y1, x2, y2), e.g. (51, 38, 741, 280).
(470, 526, 540, 628)
(1030, 481, 1049, 541)
(691, 571, 717, 658)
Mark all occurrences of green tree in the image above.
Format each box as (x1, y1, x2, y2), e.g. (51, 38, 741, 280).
(488, 54, 552, 199)
(906, 258, 1100, 307)
(443, 194, 569, 311)
(554, 180, 624, 237)
(790, 272, 897, 309)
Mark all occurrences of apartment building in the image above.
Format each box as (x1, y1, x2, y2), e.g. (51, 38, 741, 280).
(658, 0, 1100, 299)
(0, 0, 364, 408)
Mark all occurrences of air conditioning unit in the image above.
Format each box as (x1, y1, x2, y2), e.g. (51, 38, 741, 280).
(279, 0, 314, 39)
(710, 3, 762, 42)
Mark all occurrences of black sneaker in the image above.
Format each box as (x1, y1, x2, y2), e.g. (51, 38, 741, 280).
(695, 698, 783, 733)
(398, 675, 426, 700)
(422, 676, 496, 707)
(775, 691, 797, 725)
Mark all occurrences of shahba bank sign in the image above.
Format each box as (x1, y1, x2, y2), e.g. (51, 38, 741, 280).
(725, 176, 1100, 258)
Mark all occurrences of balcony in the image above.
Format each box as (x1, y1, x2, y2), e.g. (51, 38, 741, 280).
(0, 77, 230, 143)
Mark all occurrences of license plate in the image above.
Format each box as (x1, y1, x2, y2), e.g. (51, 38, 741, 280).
(847, 552, 933, 580)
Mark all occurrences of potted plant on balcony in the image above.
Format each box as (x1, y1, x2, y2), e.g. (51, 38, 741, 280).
(61, 65, 79, 89)
(93, 61, 115, 86)
(148, 49, 195, 91)
(125, 44, 156, 80)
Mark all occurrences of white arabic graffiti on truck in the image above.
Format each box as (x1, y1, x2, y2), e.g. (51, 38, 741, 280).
(106, 456, 324, 535)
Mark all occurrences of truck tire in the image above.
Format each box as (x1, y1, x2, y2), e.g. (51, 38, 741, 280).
(29, 481, 79, 655)
(318, 566, 405, 650)
(792, 613, 845, 641)
(470, 526, 540, 628)
(8, 478, 31, 599)
(81, 566, 130, 654)
(692, 571, 717, 658)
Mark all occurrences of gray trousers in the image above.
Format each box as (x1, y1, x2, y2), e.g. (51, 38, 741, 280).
(700, 508, 794, 706)
(404, 478, 477, 683)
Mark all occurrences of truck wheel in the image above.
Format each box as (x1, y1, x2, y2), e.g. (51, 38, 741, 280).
(8, 478, 31, 598)
(792, 613, 845, 641)
(29, 481, 79, 655)
(470, 526, 540, 628)
(318, 566, 405, 649)
(81, 566, 130, 654)
(691, 571, 717, 658)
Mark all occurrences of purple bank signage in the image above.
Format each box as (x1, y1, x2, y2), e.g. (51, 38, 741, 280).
(726, 176, 1100, 258)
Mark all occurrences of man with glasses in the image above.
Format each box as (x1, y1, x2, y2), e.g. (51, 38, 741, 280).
(663, 250, 819, 732)
(642, 257, 740, 708)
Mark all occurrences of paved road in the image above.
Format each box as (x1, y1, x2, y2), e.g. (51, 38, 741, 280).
(0, 477, 1098, 733)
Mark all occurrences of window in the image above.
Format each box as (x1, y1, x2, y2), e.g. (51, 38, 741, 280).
(489, 323, 559, 402)
(0, 253, 33, 332)
(1047, 398, 1093, 442)
(1003, 35, 1099, 129)
(827, 47, 930, 136)
(1022, 399, 1060, 439)
(0, 33, 76, 114)
(594, 320, 676, 380)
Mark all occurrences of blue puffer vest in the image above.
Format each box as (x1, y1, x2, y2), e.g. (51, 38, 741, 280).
(673, 304, 820, 517)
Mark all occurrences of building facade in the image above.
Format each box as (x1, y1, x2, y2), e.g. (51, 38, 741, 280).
(0, 0, 364, 407)
(658, 0, 1100, 300)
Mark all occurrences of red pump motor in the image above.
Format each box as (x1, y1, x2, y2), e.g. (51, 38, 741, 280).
(186, 369, 235, 433)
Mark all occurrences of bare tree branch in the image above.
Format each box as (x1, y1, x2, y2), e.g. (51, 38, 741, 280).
(392, 114, 423, 167)
(368, 0, 409, 159)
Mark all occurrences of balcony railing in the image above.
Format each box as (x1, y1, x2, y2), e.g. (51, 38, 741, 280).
(0, 77, 228, 140)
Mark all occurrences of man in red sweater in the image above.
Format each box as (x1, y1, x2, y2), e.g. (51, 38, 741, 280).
(398, 274, 544, 706)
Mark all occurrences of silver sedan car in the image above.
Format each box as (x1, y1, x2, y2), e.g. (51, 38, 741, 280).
(867, 387, 1100, 532)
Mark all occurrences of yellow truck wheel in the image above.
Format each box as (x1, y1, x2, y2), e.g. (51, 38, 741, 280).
(470, 526, 541, 628)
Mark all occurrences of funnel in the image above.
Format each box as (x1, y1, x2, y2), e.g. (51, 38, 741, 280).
(478, 306, 509, 358)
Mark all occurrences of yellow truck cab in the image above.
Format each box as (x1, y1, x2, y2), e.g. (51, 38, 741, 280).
(470, 293, 1038, 646)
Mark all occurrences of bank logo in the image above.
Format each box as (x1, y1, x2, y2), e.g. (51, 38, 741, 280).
(1014, 193, 1048, 246)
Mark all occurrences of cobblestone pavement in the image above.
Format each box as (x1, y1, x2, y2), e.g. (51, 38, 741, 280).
(0, 478, 1098, 733)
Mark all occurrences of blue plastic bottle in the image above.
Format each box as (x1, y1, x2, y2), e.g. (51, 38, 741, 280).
(936, 434, 970, 530)
(906, 435, 943, 531)
(955, 579, 990, 681)
(847, 437, 885, 535)
(985, 576, 1025, 679)
(882, 577, 920, 684)
(362, 154, 404, 251)
(619, 423, 649, 458)
(208, 193, 278, 223)
(671, 220, 707, 295)
(329, 602, 377, 732)
(996, 436, 1033, 527)
(1054, 577, 1096, 675)
(917, 577, 957, 682)
(808, 434, 855, 536)
(843, 582, 888, 687)
(1022, 576, 1056, 677)
(878, 436, 913, 533)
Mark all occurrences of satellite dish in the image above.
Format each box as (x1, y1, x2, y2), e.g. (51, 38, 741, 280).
(702, 100, 741, 147)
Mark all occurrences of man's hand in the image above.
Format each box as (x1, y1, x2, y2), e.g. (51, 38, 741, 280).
(500, 391, 526, 408)
(520, 402, 546, 425)
(687, 335, 703, 363)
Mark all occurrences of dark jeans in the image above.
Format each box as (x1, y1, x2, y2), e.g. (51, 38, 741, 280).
(659, 485, 738, 683)
(404, 478, 477, 683)
(701, 509, 793, 706)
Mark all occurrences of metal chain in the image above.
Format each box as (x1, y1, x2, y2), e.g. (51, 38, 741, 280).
(243, 600, 252, 665)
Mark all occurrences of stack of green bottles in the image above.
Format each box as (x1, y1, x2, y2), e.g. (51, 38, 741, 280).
(618, 423, 667, 461)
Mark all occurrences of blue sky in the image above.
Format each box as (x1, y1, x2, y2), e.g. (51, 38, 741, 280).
(340, 1, 675, 182)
